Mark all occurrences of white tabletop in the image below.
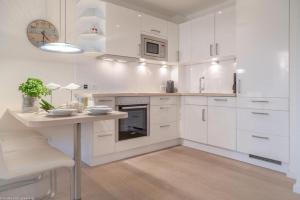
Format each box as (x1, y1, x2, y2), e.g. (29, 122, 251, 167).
(9, 110, 128, 128)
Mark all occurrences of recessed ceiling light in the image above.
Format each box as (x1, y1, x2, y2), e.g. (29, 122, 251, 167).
(218, 10, 223, 14)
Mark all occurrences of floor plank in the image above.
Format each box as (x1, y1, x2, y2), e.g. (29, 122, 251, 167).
(1, 146, 300, 200)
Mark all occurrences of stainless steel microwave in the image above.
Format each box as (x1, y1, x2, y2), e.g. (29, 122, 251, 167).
(141, 34, 168, 61)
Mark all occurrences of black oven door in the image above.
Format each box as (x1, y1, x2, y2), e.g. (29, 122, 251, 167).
(117, 105, 149, 141)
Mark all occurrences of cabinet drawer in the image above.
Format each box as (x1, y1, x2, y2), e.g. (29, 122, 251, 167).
(142, 14, 168, 37)
(94, 120, 115, 133)
(151, 96, 178, 105)
(237, 97, 289, 111)
(151, 122, 179, 142)
(208, 97, 236, 107)
(94, 97, 115, 108)
(238, 109, 289, 137)
(150, 105, 177, 124)
(184, 96, 207, 106)
(237, 130, 289, 163)
(93, 132, 115, 156)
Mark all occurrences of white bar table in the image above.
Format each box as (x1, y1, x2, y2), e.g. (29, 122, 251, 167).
(9, 110, 128, 200)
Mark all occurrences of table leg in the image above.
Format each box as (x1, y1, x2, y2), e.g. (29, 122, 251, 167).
(73, 123, 81, 200)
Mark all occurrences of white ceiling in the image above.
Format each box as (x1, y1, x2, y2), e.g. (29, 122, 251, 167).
(104, 0, 234, 23)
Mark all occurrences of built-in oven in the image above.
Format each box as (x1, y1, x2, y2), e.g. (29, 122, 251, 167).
(141, 34, 168, 61)
(116, 97, 150, 141)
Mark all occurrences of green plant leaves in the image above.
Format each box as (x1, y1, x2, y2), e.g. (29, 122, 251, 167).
(19, 78, 50, 98)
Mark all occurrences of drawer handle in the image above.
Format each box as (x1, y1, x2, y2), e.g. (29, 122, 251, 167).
(160, 97, 170, 100)
(252, 135, 269, 140)
(98, 100, 113, 102)
(251, 100, 269, 103)
(252, 112, 269, 116)
(97, 134, 113, 138)
(151, 29, 161, 34)
(214, 98, 228, 102)
(160, 107, 169, 110)
(160, 125, 171, 128)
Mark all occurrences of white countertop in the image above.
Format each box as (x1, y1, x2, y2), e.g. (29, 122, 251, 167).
(91, 92, 237, 98)
(9, 110, 128, 128)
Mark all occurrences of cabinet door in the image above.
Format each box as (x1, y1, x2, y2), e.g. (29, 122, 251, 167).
(168, 22, 179, 62)
(106, 3, 141, 57)
(182, 105, 207, 143)
(208, 106, 236, 150)
(191, 14, 215, 62)
(215, 6, 236, 57)
(236, 0, 289, 98)
(141, 14, 168, 37)
(179, 21, 192, 64)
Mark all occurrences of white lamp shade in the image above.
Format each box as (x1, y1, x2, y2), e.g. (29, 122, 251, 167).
(46, 83, 61, 90)
(63, 83, 81, 90)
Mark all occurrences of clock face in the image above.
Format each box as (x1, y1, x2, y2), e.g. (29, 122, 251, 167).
(27, 20, 59, 48)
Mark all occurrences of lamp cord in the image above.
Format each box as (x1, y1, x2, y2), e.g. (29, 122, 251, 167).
(65, 0, 67, 43)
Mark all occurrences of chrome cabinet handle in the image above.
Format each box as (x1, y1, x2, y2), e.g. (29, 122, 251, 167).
(238, 79, 241, 94)
(215, 43, 219, 56)
(97, 134, 113, 138)
(199, 77, 205, 93)
(160, 125, 171, 128)
(202, 109, 206, 122)
(252, 112, 270, 116)
(121, 106, 147, 110)
(160, 97, 170, 100)
(98, 99, 113, 102)
(160, 107, 169, 110)
(214, 98, 228, 102)
(252, 135, 269, 140)
(251, 100, 270, 103)
(210, 44, 213, 57)
(151, 29, 161, 34)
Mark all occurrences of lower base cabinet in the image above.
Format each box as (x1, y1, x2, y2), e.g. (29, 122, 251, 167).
(151, 122, 178, 143)
(182, 105, 208, 143)
(208, 106, 237, 150)
(237, 130, 289, 163)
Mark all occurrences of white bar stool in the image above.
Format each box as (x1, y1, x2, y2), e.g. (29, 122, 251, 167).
(0, 131, 74, 199)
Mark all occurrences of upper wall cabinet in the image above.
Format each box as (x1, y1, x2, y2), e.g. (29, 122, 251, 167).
(168, 22, 179, 62)
(106, 3, 141, 58)
(179, 21, 192, 64)
(191, 14, 215, 63)
(236, 0, 289, 98)
(141, 14, 168, 38)
(215, 6, 236, 58)
(179, 6, 236, 64)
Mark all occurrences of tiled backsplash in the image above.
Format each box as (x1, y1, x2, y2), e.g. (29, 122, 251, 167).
(179, 59, 236, 93)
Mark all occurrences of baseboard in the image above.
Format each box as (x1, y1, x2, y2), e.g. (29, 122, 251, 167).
(182, 139, 289, 173)
(294, 182, 300, 194)
(86, 139, 181, 166)
(286, 171, 297, 180)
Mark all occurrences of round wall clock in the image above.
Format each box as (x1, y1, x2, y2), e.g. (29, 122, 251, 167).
(27, 19, 59, 48)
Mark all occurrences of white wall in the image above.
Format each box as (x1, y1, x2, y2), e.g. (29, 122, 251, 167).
(289, 0, 300, 193)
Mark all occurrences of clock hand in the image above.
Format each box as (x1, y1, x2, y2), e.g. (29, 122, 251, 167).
(41, 31, 51, 43)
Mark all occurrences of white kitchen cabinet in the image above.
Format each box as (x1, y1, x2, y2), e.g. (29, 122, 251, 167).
(141, 14, 168, 38)
(191, 14, 215, 62)
(93, 132, 115, 156)
(237, 130, 289, 163)
(236, 0, 289, 98)
(179, 6, 235, 64)
(105, 3, 141, 58)
(168, 22, 179, 62)
(150, 96, 179, 143)
(215, 6, 236, 57)
(182, 105, 208, 144)
(179, 21, 192, 64)
(208, 106, 237, 150)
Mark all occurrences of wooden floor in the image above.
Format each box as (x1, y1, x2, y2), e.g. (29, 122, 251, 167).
(2, 146, 300, 200)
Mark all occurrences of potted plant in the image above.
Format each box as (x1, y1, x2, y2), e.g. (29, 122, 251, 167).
(19, 78, 50, 112)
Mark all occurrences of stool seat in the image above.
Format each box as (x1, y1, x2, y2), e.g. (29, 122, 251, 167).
(0, 145, 74, 180)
